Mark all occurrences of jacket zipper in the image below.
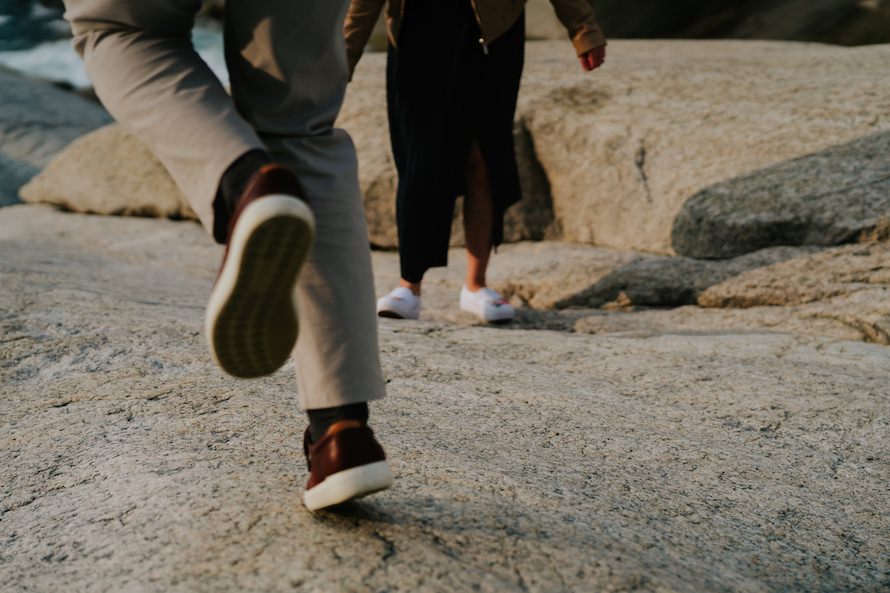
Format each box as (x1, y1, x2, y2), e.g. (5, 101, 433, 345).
(468, 0, 489, 54)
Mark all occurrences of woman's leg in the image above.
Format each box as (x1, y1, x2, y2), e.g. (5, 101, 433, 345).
(459, 140, 515, 323)
(399, 278, 423, 296)
(464, 141, 494, 292)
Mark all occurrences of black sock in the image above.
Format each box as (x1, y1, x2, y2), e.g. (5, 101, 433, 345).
(307, 402, 369, 441)
(212, 149, 272, 243)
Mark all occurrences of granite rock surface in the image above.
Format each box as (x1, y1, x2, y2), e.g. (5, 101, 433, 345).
(672, 132, 890, 258)
(2, 205, 888, 592)
(514, 40, 890, 253)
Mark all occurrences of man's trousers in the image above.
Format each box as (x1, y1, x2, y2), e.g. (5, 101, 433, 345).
(63, 0, 385, 409)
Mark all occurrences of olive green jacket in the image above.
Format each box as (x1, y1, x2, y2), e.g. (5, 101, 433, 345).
(344, 0, 607, 73)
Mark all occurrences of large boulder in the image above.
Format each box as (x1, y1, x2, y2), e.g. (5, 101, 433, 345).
(0, 66, 110, 207)
(20, 124, 196, 220)
(672, 132, 890, 258)
(516, 40, 890, 254)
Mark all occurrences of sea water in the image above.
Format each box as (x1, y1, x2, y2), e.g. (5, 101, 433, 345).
(0, 2, 227, 88)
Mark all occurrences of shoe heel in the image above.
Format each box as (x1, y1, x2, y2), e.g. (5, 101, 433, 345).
(303, 461, 394, 511)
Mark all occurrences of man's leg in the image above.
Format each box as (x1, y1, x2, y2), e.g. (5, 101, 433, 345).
(224, 0, 390, 509)
(65, 0, 319, 379)
(66, 0, 389, 508)
(223, 0, 384, 412)
(64, 0, 265, 231)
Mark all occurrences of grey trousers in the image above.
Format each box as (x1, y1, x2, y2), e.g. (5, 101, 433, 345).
(63, 0, 385, 410)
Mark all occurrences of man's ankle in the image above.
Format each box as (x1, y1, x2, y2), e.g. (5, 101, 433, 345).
(307, 402, 369, 442)
(212, 149, 272, 243)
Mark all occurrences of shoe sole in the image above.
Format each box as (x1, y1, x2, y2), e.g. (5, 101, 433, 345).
(206, 195, 315, 379)
(378, 310, 405, 319)
(378, 310, 417, 320)
(303, 460, 394, 511)
(460, 306, 515, 324)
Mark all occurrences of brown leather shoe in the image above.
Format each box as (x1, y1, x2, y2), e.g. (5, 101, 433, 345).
(303, 419, 394, 511)
(205, 164, 315, 378)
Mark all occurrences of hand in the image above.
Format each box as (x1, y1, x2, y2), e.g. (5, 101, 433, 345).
(579, 45, 606, 72)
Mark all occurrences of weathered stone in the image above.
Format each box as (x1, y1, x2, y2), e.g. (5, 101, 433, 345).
(524, 0, 569, 41)
(0, 66, 110, 207)
(517, 40, 890, 254)
(530, 245, 818, 310)
(690, 242, 890, 345)
(573, 305, 862, 342)
(20, 124, 197, 220)
(337, 65, 395, 247)
(698, 241, 890, 308)
(672, 132, 890, 258)
(1, 205, 888, 592)
(804, 287, 890, 345)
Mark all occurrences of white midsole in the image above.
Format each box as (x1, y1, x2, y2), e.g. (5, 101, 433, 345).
(205, 194, 315, 370)
(303, 460, 394, 511)
(460, 304, 514, 322)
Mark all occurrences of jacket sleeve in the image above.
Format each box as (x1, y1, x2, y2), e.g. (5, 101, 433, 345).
(548, 0, 607, 56)
(344, 0, 387, 78)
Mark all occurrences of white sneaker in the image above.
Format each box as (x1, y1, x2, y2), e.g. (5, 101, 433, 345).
(460, 286, 514, 323)
(377, 287, 421, 320)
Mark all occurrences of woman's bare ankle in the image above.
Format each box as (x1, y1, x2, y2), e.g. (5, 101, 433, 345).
(399, 279, 422, 296)
(464, 279, 486, 292)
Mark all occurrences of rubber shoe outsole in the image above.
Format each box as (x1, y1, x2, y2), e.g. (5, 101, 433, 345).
(378, 310, 408, 319)
(303, 460, 394, 511)
(206, 195, 315, 378)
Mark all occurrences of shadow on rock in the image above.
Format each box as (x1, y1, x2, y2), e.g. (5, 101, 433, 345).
(548, 246, 821, 310)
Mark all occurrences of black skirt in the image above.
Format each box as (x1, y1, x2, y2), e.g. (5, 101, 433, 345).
(386, 1, 525, 282)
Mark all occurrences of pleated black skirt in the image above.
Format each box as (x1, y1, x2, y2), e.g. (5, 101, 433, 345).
(386, 1, 525, 283)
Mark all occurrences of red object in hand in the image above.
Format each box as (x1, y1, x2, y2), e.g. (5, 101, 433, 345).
(579, 45, 606, 72)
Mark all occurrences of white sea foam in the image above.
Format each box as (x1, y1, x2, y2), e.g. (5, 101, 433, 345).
(0, 39, 90, 87)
